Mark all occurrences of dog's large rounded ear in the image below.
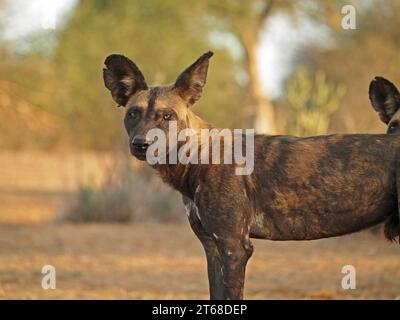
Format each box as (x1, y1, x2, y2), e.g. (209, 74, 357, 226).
(369, 76, 400, 124)
(103, 54, 148, 107)
(173, 51, 213, 107)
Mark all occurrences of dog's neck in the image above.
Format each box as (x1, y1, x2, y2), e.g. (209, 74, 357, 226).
(153, 162, 200, 199)
(185, 108, 213, 132)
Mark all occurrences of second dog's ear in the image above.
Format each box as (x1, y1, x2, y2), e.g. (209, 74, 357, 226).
(103, 54, 148, 107)
(369, 76, 400, 124)
(174, 51, 214, 106)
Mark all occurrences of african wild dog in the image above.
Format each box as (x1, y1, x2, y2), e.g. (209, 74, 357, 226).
(369, 76, 400, 241)
(103, 51, 400, 300)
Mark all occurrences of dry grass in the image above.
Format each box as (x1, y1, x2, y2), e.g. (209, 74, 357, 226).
(0, 223, 399, 299)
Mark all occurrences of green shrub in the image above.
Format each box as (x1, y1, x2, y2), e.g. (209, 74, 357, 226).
(285, 69, 346, 136)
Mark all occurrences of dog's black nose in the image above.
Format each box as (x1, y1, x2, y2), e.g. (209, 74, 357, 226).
(132, 137, 150, 150)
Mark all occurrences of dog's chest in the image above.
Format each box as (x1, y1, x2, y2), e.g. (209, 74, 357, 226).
(183, 197, 202, 221)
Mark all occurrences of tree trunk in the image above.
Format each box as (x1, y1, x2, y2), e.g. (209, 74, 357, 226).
(243, 34, 276, 134)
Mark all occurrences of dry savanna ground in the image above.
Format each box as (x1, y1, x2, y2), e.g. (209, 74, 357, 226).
(0, 150, 399, 299)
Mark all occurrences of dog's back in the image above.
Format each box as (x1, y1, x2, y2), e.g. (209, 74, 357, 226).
(249, 133, 400, 240)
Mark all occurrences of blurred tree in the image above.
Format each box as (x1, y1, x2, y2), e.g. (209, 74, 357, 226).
(205, 0, 295, 134)
(0, 0, 67, 148)
(204, 0, 354, 134)
(285, 68, 346, 136)
(300, 0, 399, 133)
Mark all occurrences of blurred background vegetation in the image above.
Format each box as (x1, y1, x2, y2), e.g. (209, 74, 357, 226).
(0, 0, 398, 223)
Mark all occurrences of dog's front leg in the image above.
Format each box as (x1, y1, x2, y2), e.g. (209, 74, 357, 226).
(202, 206, 254, 300)
(214, 235, 253, 300)
(187, 207, 224, 299)
(184, 196, 253, 300)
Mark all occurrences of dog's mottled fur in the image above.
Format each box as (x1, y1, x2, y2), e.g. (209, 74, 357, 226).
(103, 52, 400, 300)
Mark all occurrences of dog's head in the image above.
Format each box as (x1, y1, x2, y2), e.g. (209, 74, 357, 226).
(369, 76, 400, 134)
(103, 51, 213, 160)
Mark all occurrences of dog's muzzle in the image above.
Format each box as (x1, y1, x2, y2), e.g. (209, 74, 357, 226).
(131, 137, 151, 160)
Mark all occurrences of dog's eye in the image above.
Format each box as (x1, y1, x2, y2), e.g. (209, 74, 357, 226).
(128, 110, 139, 120)
(163, 113, 172, 121)
(388, 121, 399, 134)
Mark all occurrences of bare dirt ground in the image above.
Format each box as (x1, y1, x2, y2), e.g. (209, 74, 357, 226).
(0, 223, 399, 299)
(0, 151, 399, 299)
